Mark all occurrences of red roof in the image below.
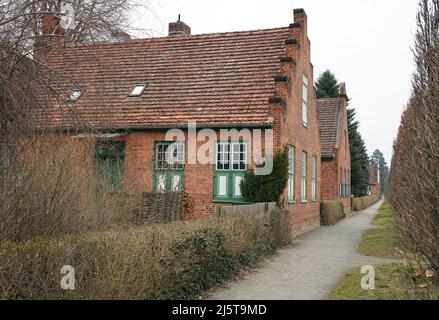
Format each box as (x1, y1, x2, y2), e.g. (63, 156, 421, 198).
(316, 98, 344, 157)
(38, 27, 291, 130)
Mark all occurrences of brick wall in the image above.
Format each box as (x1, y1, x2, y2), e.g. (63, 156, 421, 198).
(270, 9, 321, 235)
(370, 184, 381, 197)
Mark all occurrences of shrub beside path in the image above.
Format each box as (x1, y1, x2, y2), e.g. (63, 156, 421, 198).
(206, 200, 400, 300)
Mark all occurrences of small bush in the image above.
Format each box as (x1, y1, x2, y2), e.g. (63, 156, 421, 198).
(241, 147, 289, 203)
(320, 201, 345, 226)
(353, 196, 380, 211)
(0, 210, 292, 300)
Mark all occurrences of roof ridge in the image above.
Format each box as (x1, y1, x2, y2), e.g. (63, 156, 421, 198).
(62, 26, 290, 49)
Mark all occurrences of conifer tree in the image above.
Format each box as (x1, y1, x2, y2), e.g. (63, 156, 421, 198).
(315, 70, 340, 98)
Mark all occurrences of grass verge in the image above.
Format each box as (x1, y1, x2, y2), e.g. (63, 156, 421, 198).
(330, 264, 438, 300)
(358, 201, 400, 259)
(331, 201, 438, 300)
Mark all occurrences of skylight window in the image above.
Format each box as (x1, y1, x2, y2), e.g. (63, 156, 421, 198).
(66, 89, 83, 103)
(129, 84, 147, 97)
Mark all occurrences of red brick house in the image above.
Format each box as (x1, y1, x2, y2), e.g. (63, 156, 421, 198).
(368, 164, 381, 197)
(316, 84, 352, 212)
(35, 9, 321, 235)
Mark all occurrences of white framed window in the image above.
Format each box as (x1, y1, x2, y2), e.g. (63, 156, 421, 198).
(288, 146, 296, 202)
(66, 89, 83, 103)
(216, 142, 247, 171)
(214, 141, 248, 202)
(155, 142, 185, 171)
(302, 75, 309, 127)
(312, 156, 317, 201)
(301, 151, 307, 202)
(340, 168, 343, 197)
(153, 142, 185, 193)
(129, 84, 147, 97)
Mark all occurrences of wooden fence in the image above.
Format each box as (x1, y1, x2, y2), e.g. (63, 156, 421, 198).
(215, 202, 277, 217)
(137, 191, 184, 224)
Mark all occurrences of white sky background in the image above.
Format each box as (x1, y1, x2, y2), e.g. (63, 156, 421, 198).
(130, 0, 420, 163)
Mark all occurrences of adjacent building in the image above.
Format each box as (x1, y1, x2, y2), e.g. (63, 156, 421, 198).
(316, 84, 352, 212)
(368, 163, 381, 197)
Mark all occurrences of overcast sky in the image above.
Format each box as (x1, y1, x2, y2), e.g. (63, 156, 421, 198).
(132, 0, 420, 163)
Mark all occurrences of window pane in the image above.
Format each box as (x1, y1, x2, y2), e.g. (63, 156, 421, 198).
(302, 83, 308, 104)
(130, 84, 147, 97)
(157, 174, 166, 193)
(301, 152, 307, 200)
(217, 143, 231, 170)
(302, 102, 308, 125)
(288, 146, 295, 174)
(232, 144, 240, 170)
(218, 175, 227, 196)
(172, 174, 181, 192)
(234, 176, 243, 197)
(239, 143, 247, 170)
(289, 176, 295, 201)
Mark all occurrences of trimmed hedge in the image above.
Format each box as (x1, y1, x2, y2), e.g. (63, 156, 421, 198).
(353, 196, 380, 211)
(320, 201, 345, 226)
(0, 209, 291, 300)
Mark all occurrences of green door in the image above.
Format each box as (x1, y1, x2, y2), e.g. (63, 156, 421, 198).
(95, 141, 125, 191)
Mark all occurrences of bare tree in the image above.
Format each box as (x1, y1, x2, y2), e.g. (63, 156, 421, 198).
(0, 0, 152, 241)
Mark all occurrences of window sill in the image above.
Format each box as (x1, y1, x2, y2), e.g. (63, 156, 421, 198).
(288, 200, 296, 204)
(301, 200, 308, 203)
(213, 199, 251, 205)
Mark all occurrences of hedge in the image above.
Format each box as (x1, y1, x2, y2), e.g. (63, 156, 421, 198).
(353, 196, 380, 211)
(0, 209, 291, 300)
(320, 201, 345, 226)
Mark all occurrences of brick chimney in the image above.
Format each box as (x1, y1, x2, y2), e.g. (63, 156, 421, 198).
(339, 82, 348, 99)
(168, 15, 191, 37)
(34, 14, 65, 61)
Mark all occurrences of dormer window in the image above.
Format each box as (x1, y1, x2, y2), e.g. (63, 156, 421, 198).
(66, 89, 83, 103)
(129, 84, 147, 97)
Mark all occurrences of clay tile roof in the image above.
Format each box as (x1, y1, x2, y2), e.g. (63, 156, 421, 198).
(316, 97, 344, 157)
(39, 27, 291, 130)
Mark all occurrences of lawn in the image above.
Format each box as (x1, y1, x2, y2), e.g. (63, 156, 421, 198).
(330, 264, 438, 300)
(331, 201, 439, 300)
(358, 201, 401, 259)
